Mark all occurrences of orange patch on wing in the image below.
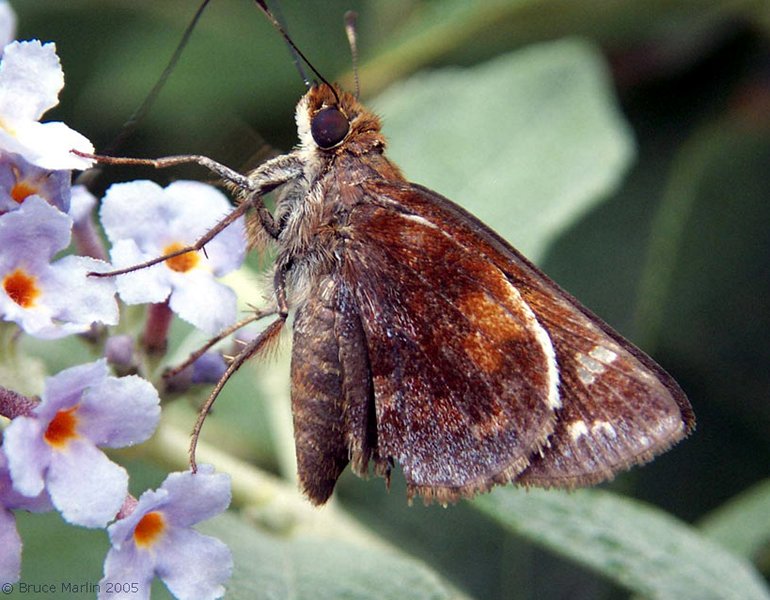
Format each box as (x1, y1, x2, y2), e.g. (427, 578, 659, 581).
(457, 289, 526, 372)
(3, 268, 40, 308)
(163, 242, 199, 273)
(44, 406, 79, 448)
(133, 511, 166, 547)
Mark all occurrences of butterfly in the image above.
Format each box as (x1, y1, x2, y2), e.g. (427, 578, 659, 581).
(219, 82, 693, 505)
(84, 5, 694, 507)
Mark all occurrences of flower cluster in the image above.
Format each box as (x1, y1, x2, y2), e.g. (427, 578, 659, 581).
(0, 3, 244, 597)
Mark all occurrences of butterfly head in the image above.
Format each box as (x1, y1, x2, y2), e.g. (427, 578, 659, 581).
(296, 83, 385, 157)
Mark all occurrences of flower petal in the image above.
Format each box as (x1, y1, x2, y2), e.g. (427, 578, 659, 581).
(0, 41, 62, 123)
(0, 151, 71, 213)
(107, 488, 168, 550)
(39, 359, 109, 421)
(0, 507, 21, 584)
(0, 195, 71, 269)
(160, 467, 231, 528)
(9, 119, 94, 170)
(156, 527, 232, 600)
(163, 181, 232, 237)
(10, 255, 117, 340)
(100, 180, 173, 249)
(168, 271, 237, 335)
(100, 544, 154, 600)
(0, 3, 17, 50)
(191, 352, 227, 384)
(47, 439, 127, 528)
(0, 197, 116, 338)
(0, 295, 57, 338)
(78, 375, 160, 448)
(3, 416, 50, 497)
(0, 450, 53, 513)
(162, 182, 246, 274)
(43, 255, 119, 329)
(110, 239, 171, 305)
(69, 184, 96, 223)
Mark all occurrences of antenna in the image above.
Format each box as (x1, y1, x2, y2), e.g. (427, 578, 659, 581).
(103, 0, 213, 156)
(252, 0, 341, 105)
(344, 11, 360, 99)
(268, 0, 310, 89)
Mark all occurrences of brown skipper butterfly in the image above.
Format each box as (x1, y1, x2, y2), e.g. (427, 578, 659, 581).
(83, 2, 694, 506)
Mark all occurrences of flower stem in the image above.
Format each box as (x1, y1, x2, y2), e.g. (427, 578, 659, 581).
(142, 301, 173, 355)
(72, 217, 108, 261)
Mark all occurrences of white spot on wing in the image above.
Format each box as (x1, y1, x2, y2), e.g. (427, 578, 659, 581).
(648, 414, 684, 439)
(576, 352, 605, 385)
(568, 420, 589, 441)
(401, 213, 439, 229)
(589, 346, 618, 363)
(518, 297, 560, 410)
(495, 278, 560, 411)
(590, 420, 617, 439)
(575, 346, 620, 386)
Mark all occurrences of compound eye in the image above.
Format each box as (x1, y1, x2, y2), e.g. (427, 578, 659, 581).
(310, 107, 349, 149)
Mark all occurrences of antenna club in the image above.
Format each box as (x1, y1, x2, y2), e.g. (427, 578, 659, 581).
(344, 11, 361, 99)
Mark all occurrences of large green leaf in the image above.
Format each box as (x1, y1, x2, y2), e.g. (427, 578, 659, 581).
(698, 479, 770, 562)
(373, 38, 634, 261)
(473, 487, 770, 599)
(203, 512, 467, 600)
(357, 0, 765, 94)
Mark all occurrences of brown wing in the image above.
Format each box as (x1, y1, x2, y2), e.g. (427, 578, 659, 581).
(338, 189, 562, 504)
(350, 180, 694, 493)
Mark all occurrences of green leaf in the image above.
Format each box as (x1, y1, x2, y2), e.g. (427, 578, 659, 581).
(202, 512, 467, 600)
(698, 479, 770, 561)
(473, 487, 770, 599)
(632, 121, 727, 350)
(372, 38, 634, 262)
(358, 0, 763, 94)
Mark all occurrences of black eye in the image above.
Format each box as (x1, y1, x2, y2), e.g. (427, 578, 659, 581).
(310, 107, 349, 149)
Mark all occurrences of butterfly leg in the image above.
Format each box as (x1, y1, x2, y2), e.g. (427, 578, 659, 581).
(81, 150, 305, 276)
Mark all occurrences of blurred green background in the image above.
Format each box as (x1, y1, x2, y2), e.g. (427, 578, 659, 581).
(8, 1, 770, 599)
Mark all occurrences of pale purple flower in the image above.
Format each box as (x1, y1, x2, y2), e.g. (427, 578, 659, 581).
(69, 183, 96, 223)
(0, 196, 118, 338)
(101, 466, 232, 600)
(191, 352, 227, 384)
(0, 150, 70, 213)
(3, 360, 161, 528)
(164, 352, 227, 395)
(104, 334, 136, 372)
(0, 40, 94, 170)
(70, 184, 107, 260)
(0, 1, 16, 51)
(100, 180, 246, 335)
(0, 449, 52, 584)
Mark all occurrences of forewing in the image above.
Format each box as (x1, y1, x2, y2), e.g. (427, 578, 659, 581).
(341, 197, 560, 503)
(360, 180, 694, 489)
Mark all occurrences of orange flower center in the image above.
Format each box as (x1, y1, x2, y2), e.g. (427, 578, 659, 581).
(163, 242, 199, 273)
(3, 268, 40, 308)
(10, 181, 37, 203)
(44, 406, 80, 448)
(133, 511, 166, 548)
